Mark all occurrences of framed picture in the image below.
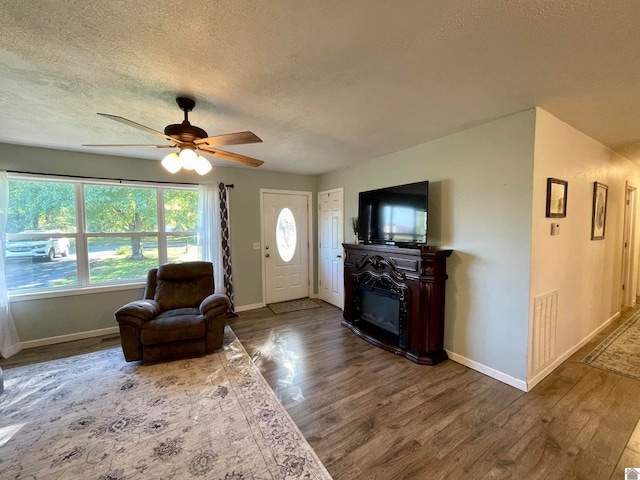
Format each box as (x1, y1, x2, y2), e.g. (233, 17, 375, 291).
(546, 178, 568, 218)
(591, 182, 608, 240)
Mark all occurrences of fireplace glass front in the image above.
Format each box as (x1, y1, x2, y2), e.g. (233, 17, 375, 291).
(354, 278, 407, 349)
(359, 285, 400, 335)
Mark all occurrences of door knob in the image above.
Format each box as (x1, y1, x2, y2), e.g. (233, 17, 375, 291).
(337, 255, 342, 258)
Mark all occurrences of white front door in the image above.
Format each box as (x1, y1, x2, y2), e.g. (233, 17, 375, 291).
(318, 188, 344, 308)
(262, 191, 310, 304)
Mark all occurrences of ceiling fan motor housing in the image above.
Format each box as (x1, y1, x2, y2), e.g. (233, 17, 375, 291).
(164, 122, 208, 143)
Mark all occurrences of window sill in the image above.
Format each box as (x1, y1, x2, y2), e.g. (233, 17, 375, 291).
(8, 282, 146, 302)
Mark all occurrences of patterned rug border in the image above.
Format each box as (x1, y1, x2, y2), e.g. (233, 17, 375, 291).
(225, 326, 332, 478)
(0, 326, 333, 479)
(581, 310, 640, 379)
(268, 298, 321, 315)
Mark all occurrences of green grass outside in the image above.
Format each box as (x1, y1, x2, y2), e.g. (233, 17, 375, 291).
(51, 275, 78, 287)
(87, 235, 198, 248)
(9, 244, 201, 291)
(89, 246, 199, 283)
(90, 255, 159, 283)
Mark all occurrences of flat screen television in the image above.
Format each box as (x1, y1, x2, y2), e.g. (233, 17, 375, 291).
(358, 180, 429, 246)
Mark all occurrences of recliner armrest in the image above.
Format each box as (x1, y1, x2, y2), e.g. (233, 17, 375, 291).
(115, 299, 161, 328)
(200, 293, 231, 317)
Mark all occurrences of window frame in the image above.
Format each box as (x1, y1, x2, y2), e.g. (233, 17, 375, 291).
(6, 173, 200, 298)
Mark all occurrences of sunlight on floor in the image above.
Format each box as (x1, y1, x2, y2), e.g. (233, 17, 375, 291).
(251, 331, 304, 402)
(0, 423, 24, 448)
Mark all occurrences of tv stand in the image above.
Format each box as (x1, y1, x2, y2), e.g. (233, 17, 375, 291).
(342, 243, 452, 365)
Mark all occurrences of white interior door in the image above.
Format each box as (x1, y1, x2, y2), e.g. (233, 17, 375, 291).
(318, 188, 344, 308)
(621, 183, 637, 307)
(262, 191, 310, 304)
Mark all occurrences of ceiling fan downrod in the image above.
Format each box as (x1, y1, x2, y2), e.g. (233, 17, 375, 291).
(176, 97, 195, 120)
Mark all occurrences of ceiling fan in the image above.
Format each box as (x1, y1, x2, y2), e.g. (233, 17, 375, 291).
(84, 97, 264, 175)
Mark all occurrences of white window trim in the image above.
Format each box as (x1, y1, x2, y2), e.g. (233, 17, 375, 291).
(6, 174, 199, 299)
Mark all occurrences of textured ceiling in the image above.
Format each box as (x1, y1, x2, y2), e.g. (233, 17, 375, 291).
(1, 1, 640, 175)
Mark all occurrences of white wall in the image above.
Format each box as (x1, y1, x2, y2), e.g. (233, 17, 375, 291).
(529, 108, 640, 385)
(318, 110, 536, 384)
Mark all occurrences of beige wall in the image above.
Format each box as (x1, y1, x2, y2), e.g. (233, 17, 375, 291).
(528, 108, 640, 385)
(0, 143, 316, 342)
(10, 288, 144, 341)
(318, 110, 536, 384)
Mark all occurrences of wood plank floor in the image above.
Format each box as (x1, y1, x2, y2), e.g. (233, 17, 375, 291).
(3, 302, 640, 479)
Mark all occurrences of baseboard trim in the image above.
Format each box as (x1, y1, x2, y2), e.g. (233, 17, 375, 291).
(235, 303, 265, 313)
(445, 350, 528, 392)
(21, 302, 275, 348)
(22, 326, 121, 350)
(526, 310, 620, 391)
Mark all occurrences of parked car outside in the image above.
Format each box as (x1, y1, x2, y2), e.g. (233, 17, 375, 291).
(6, 230, 71, 261)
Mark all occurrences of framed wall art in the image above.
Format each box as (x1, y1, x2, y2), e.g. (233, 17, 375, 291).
(546, 178, 567, 218)
(591, 182, 608, 240)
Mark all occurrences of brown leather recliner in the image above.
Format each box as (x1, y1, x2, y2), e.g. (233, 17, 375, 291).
(114, 261, 230, 363)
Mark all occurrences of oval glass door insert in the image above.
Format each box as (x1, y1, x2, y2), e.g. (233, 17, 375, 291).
(276, 207, 297, 262)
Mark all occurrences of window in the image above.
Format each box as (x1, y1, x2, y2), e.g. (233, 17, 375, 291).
(5, 175, 200, 294)
(276, 207, 297, 262)
(164, 188, 200, 263)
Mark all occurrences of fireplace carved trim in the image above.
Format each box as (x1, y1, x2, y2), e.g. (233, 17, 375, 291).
(342, 243, 453, 365)
(354, 255, 407, 281)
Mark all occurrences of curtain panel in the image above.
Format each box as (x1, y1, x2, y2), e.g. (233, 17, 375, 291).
(0, 171, 21, 358)
(197, 183, 223, 294)
(218, 183, 236, 315)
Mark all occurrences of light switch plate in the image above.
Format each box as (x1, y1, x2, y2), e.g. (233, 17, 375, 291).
(253, 242, 261, 250)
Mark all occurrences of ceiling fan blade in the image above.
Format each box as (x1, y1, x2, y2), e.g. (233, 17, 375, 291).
(83, 144, 176, 148)
(194, 131, 262, 147)
(198, 146, 264, 167)
(97, 113, 181, 144)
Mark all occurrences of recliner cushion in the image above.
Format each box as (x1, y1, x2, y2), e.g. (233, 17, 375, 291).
(153, 262, 214, 311)
(140, 308, 205, 345)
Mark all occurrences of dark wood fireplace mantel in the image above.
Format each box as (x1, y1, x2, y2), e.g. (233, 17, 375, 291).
(342, 243, 452, 365)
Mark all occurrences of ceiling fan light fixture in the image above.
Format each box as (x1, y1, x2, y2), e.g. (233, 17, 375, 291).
(161, 152, 182, 173)
(194, 156, 213, 175)
(179, 147, 198, 170)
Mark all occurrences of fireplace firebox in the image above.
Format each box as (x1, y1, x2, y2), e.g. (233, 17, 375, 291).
(354, 275, 407, 349)
(342, 243, 452, 365)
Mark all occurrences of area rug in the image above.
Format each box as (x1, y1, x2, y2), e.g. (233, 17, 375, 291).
(0, 327, 332, 480)
(581, 310, 640, 381)
(268, 299, 321, 315)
